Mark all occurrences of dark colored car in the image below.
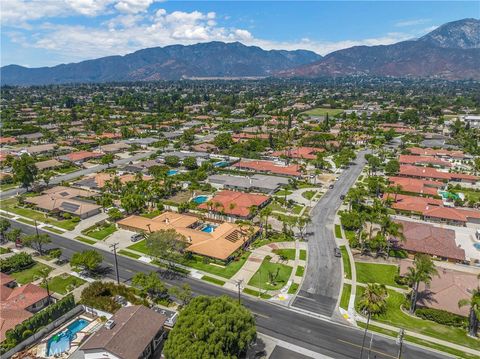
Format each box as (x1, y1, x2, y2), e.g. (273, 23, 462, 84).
(329, 184, 334, 189)
(334, 247, 342, 257)
(340, 195, 345, 200)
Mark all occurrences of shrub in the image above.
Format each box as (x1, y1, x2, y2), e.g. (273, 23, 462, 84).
(71, 216, 81, 223)
(415, 308, 467, 328)
(389, 249, 408, 258)
(80, 281, 145, 313)
(62, 213, 72, 219)
(0, 252, 34, 273)
(394, 275, 409, 286)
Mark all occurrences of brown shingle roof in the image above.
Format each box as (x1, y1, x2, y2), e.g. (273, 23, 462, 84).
(81, 305, 166, 359)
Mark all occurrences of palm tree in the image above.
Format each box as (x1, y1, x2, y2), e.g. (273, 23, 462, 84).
(405, 254, 438, 314)
(458, 284, 480, 337)
(39, 267, 51, 304)
(358, 283, 388, 359)
(259, 207, 272, 238)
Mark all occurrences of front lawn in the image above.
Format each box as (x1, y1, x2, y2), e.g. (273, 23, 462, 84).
(339, 246, 352, 279)
(82, 223, 117, 240)
(248, 258, 293, 290)
(295, 265, 305, 277)
(269, 202, 304, 215)
(340, 283, 351, 310)
(44, 274, 85, 295)
(273, 248, 296, 260)
(334, 224, 342, 239)
(301, 190, 317, 200)
(355, 262, 405, 288)
(10, 262, 52, 284)
(288, 282, 299, 294)
(275, 189, 293, 196)
(299, 249, 307, 261)
(355, 287, 480, 350)
(0, 198, 78, 230)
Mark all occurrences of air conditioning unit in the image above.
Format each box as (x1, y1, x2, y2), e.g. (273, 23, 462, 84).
(105, 320, 115, 330)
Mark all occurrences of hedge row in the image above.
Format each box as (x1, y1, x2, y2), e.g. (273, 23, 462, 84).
(416, 307, 467, 328)
(0, 252, 34, 273)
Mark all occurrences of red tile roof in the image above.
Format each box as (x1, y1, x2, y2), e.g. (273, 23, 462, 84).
(232, 133, 269, 141)
(199, 190, 270, 217)
(0, 137, 17, 145)
(272, 147, 324, 160)
(394, 220, 465, 262)
(399, 165, 452, 181)
(64, 151, 103, 162)
(233, 160, 302, 177)
(388, 176, 443, 196)
(407, 147, 465, 159)
(399, 155, 451, 168)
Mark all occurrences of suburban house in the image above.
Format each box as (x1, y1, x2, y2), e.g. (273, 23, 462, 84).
(392, 220, 466, 262)
(406, 147, 466, 160)
(75, 173, 152, 190)
(35, 159, 64, 171)
(198, 190, 270, 220)
(399, 165, 478, 184)
(25, 186, 101, 219)
(0, 273, 49, 342)
(398, 155, 452, 168)
(233, 159, 302, 178)
(60, 151, 104, 164)
(271, 146, 324, 160)
(99, 142, 130, 154)
(118, 212, 260, 261)
(0, 137, 18, 145)
(207, 174, 289, 194)
(80, 305, 167, 359)
(388, 176, 444, 197)
(399, 262, 476, 315)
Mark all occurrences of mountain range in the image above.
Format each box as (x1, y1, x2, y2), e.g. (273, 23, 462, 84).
(1, 18, 479, 85)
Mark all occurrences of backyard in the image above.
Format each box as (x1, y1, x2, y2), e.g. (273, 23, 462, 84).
(248, 257, 293, 290)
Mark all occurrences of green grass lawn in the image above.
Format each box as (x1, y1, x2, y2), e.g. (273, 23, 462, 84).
(335, 224, 342, 239)
(295, 265, 305, 277)
(202, 275, 226, 286)
(44, 226, 65, 234)
(275, 189, 293, 196)
(82, 223, 117, 240)
(0, 198, 78, 230)
(299, 249, 306, 261)
(11, 262, 52, 284)
(269, 202, 304, 215)
(243, 288, 272, 299)
(0, 247, 12, 254)
(340, 283, 352, 310)
(0, 183, 18, 191)
(248, 258, 293, 290)
(288, 282, 299, 294)
(339, 246, 352, 280)
(273, 248, 296, 260)
(44, 274, 85, 295)
(355, 287, 480, 350)
(301, 190, 317, 200)
(55, 165, 80, 174)
(17, 217, 35, 225)
(355, 262, 405, 288)
(118, 249, 141, 259)
(75, 236, 96, 245)
(128, 240, 250, 279)
(344, 230, 356, 242)
(302, 107, 343, 116)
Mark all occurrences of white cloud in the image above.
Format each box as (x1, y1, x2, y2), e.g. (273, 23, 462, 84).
(115, 0, 160, 14)
(395, 18, 431, 27)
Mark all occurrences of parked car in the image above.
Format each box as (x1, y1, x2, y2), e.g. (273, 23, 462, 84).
(334, 247, 341, 257)
(131, 233, 144, 242)
(340, 195, 345, 200)
(329, 184, 334, 189)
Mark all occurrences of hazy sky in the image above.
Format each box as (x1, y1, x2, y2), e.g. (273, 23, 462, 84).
(1, 1, 478, 67)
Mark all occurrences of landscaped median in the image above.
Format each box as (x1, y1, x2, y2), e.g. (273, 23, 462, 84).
(339, 246, 352, 279)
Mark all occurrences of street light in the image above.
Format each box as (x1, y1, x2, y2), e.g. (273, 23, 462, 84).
(110, 242, 120, 284)
(235, 279, 243, 305)
(396, 328, 405, 358)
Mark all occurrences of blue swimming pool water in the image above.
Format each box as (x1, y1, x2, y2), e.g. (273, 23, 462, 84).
(474, 243, 480, 250)
(214, 161, 229, 167)
(193, 195, 208, 204)
(47, 319, 89, 356)
(201, 224, 216, 233)
(167, 169, 178, 176)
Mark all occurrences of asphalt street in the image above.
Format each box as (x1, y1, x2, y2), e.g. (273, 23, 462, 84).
(293, 150, 370, 316)
(0, 150, 157, 199)
(5, 219, 448, 359)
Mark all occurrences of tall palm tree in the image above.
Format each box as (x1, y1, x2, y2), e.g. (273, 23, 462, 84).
(259, 207, 272, 238)
(458, 282, 480, 337)
(405, 254, 438, 314)
(358, 283, 388, 359)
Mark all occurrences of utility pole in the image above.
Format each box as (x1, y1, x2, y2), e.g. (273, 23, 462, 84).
(396, 328, 405, 359)
(110, 242, 120, 284)
(34, 219, 39, 238)
(235, 279, 243, 305)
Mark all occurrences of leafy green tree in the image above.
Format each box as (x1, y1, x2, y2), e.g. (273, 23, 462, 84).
(213, 132, 234, 149)
(458, 286, 480, 337)
(42, 170, 55, 187)
(405, 254, 438, 314)
(165, 155, 180, 167)
(385, 160, 400, 175)
(146, 229, 187, 269)
(22, 233, 51, 255)
(358, 283, 388, 358)
(108, 208, 123, 221)
(132, 272, 168, 300)
(101, 153, 115, 168)
(71, 250, 103, 273)
(169, 283, 193, 307)
(12, 154, 38, 190)
(6, 228, 22, 244)
(164, 296, 256, 359)
(0, 218, 11, 243)
(121, 193, 145, 214)
(183, 156, 198, 170)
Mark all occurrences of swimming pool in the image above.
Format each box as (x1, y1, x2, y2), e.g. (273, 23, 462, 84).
(167, 169, 178, 176)
(201, 224, 216, 233)
(214, 161, 229, 167)
(474, 243, 480, 250)
(47, 318, 89, 356)
(193, 195, 208, 204)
